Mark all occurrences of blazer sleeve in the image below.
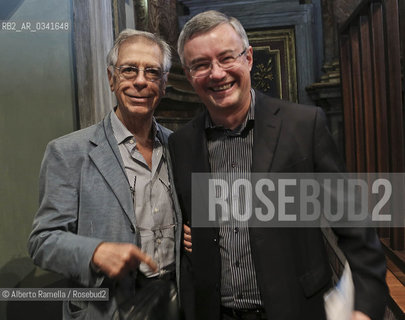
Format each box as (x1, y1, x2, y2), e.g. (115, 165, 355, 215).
(313, 108, 388, 319)
(27, 141, 104, 287)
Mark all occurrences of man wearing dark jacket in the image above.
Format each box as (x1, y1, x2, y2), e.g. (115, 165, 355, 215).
(169, 10, 387, 320)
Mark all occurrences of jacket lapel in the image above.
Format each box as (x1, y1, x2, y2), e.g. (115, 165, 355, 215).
(188, 112, 218, 243)
(191, 112, 211, 173)
(88, 112, 135, 226)
(252, 91, 282, 173)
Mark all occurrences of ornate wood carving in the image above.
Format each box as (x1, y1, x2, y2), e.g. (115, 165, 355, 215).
(248, 28, 297, 102)
(135, 0, 179, 51)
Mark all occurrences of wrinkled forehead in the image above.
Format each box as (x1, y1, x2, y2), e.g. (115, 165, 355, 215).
(117, 37, 163, 65)
(120, 36, 161, 53)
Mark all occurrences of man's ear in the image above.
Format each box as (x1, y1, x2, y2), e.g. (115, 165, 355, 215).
(246, 46, 253, 71)
(107, 67, 115, 92)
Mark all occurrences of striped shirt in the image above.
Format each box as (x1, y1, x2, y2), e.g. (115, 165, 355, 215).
(205, 89, 262, 309)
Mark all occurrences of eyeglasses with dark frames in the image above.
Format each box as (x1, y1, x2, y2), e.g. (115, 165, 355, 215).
(113, 65, 166, 82)
(187, 49, 247, 78)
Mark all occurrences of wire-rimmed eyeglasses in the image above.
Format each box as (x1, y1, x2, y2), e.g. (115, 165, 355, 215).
(187, 49, 247, 78)
(113, 65, 166, 82)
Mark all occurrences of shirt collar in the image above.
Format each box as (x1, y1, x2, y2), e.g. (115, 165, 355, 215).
(110, 108, 160, 145)
(205, 88, 255, 139)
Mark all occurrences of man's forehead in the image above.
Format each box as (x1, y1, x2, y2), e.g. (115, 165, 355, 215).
(184, 24, 243, 60)
(117, 37, 163, 63)
(188, 23, 238, 40)
(119, 37, 160, 53)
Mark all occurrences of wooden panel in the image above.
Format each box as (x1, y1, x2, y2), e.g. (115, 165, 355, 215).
(385, 0, 405, 250)
(340, 0, 405, 251)
(370, 3, 391, 238)
(386, 268, 405, 313)
(340, 0, 405, 302)
(359, 15, 376, 172)
(370, 2, 389, 173)
(350, 25, 366, 172)
(340, 35, 356, 172)
(385, 0, 405, 173)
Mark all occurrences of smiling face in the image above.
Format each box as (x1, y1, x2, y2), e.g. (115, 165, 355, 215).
(183, 23, 253, 120)
(108, 37, 166, 123)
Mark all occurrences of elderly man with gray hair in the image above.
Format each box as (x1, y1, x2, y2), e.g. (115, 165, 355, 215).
(28, 29, 181, 319)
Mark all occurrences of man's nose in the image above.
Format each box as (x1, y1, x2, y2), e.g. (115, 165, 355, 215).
(132, 70, 148, 87)
(209, 62, 227, 79)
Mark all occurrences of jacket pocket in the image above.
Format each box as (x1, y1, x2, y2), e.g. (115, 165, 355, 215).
(282, 157, 311, 172)
(299, 264, 332, 298)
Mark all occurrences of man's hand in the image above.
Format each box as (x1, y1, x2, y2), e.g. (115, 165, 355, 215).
(183, 224, 192, 253)
(352, 311, 371, 320)
(91, 242, 157, 279)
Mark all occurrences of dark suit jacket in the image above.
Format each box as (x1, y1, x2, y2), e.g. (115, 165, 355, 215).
(168, 90, 387, 320)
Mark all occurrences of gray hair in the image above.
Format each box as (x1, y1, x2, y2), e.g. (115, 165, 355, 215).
(177, 10, 250, 65)
(107, 29, 172, 72)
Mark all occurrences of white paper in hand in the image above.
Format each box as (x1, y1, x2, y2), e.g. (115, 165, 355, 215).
(324, 261, 354, 320)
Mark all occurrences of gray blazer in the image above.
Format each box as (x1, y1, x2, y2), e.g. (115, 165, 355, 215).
(28, 111, 182, 320)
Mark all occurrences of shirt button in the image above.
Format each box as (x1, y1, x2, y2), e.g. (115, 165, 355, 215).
(154, 208, 159, 213)
(231, 162, 237, 168)
(129, 139, 134, 144)
(235, 260, 240, 267)
(234, 227, 239, 233)
(213, 238, 218, 244)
